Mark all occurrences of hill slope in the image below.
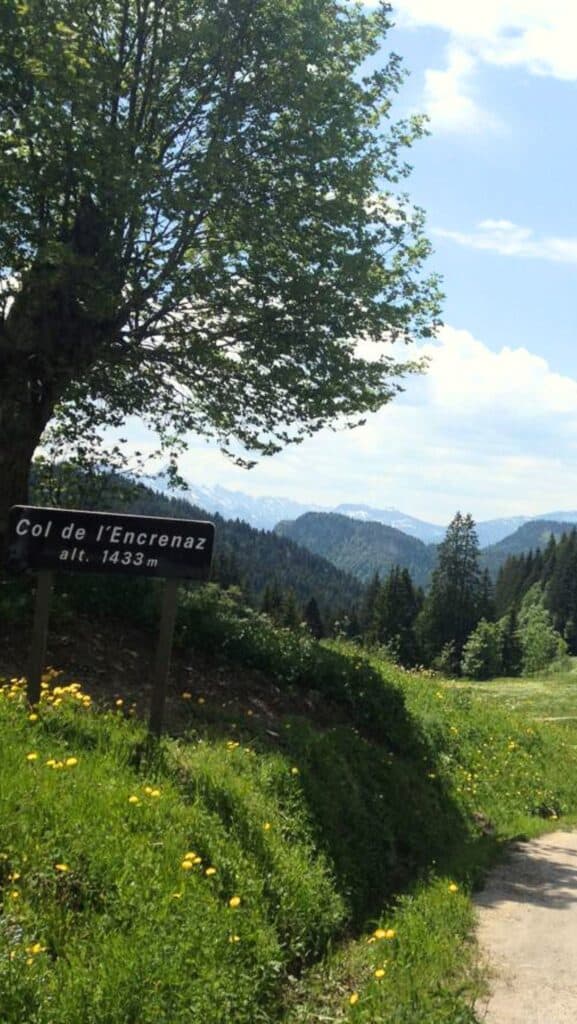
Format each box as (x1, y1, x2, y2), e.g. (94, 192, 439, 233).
(480, 520, 576, 577)
(275, 512, 435, 586)
(31, 473, 364, 621)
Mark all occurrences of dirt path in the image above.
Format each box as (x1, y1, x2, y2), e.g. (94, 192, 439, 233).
(475, 831, 577, 1023)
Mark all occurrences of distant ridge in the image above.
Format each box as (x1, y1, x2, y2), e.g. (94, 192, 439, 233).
(275, 512, 435, 587)
(481, 520, 577, 577)
(159, 479, 577, 551)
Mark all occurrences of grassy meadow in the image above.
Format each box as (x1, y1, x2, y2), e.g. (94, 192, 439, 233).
(2, 585, 577, 1022)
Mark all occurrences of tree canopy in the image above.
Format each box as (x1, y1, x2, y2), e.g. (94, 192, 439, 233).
(0, 0, 441, 541)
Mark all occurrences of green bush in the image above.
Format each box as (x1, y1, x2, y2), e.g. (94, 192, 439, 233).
(461, 620, 503, 680)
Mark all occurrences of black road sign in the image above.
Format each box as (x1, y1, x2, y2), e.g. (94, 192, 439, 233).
(7, 506, 215, 580)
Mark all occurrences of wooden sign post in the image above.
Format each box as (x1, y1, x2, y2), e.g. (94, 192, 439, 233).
(7, 506, 215, 734)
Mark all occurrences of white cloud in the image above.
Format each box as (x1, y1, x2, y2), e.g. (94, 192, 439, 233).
(113, 324, 577, 523)
(434, 219, 577, 263)
(393, 1, 577, 81)
(422, 47, 504, 135)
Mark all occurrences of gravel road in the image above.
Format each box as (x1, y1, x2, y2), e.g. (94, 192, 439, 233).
(475, 831, 577, 1023)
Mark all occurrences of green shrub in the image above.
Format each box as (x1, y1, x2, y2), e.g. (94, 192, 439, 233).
(461, 620, 503, 680)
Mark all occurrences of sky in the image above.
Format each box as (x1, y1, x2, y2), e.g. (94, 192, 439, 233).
(123, 2, 577, 524)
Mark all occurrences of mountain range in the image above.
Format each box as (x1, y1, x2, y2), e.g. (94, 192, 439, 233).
(173, 481, 577, 548)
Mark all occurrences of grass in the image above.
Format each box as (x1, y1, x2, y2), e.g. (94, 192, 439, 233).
(3, 594, 577, 1022)
(449, 657, 577, 721)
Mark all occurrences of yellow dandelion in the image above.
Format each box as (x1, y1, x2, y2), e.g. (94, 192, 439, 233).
(385, 928, 395, 939)
(349, 992, 359, 1006)
(45, 759, 56, 767)
(128, 795, 140, 805)
(205, 867, 217, 876)
(448, 883, 459, 894)
(54, 863, 69, 873)
(181, 692, 192, 700)
(198, 696, 206, 704)
(26, 943, 45, 955)
(290, 767, 299, 775)
(181, 860, 194, 870)
(171, 892, 183, 899)
(149, 789, 161, 798)
(65, 757, 78, 767)
(28, 713, 38, 722)
(229, 895, 241, 908)
(374, 968, 386, 979)
(228, 934, 240, 943)
(115, 699, 124, 707)
(26, 752, 38, 762)
(373, 928, 387, 940)
(8, 872, 20, 882)
(9, 890, 20, 899)
(263, 822, 271, 831)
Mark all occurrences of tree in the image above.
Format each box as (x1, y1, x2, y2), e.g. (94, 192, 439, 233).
(518, 602, 567, 674)
(416, 512, 482, 668)
(371, 565, 420, 665)
(303, 596, 324, 639)
(460, 619, 503, 680)
(0, 0, 441, 546)
(499, 608, 523, 676)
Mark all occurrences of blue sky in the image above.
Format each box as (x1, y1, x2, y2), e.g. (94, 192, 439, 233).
(119, 3, 577, 525)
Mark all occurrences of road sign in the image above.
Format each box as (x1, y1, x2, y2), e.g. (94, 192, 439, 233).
(7, 505, 215, 732)
(7, 506, 215, 580)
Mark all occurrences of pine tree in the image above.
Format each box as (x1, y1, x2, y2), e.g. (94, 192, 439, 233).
(499, 608, 523, 676)
(303, 597, 325, 640)
(416, 511, 482, 667)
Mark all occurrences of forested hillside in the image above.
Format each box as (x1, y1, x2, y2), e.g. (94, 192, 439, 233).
(275, 512, 435, 587)
(31, 469, 364, 625)
(481, 520, 575, 577)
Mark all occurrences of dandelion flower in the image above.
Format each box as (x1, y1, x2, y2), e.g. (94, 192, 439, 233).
(54, 863, 70, 873)
(128, 795, 140, 805)
(181, 692, 192, 700)
(374, 968, 386, 979)
(448, 883, 459, 894)
(349, 992, 359, 1005)
(228, 934, 240, 943)
(205, 867, 217, 876)
(26, 752, 38, 762)
(115, 699, 124, 707)
(197, 696, 205, 705)
(181, 860, 194, 870)
(65, 757, 78, 767)
(385, 928, 395, 939)
(373, 928, 387, 940)
(28, 713, 38, 722)
(149, 789, 161, 798)
(263, 822, 271, 831)
(229, 895, 241, 908)
(171, 892, 183, 900)
(290, 767, 299, 775)
(9, 890, 20, 900)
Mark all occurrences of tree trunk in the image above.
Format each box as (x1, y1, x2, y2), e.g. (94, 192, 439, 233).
(0, 369, 55, 560)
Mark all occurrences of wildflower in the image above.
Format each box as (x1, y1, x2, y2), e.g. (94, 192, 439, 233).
(448, 883, 459, 894)
(54, 863, 70, 873)
(65, 757, 78, 767)
(181, 692, 192, 700)
(375, 968, 386, 979)
(263, 822, 271, 831)
(128, 796, 140, 805)
(28, 713, 38, 722)
(197, 696, 205, 705)
(229, 895, 241, 908)
(171, 892, 183, 900)
(385, 928, 395, 939)
(26, 752, 38, 762)
(181, 860, 194, 870)
(26, 943, 45, 955)
(9, 890, 20, 900)
(373, 928, 387, 940)
(115, 699, 124, 707)
(228, 934, 240, 943)
(290, 767, 299, 775)
(8, 872, 20, 882)
(349, 992, 359, 1005)
(205, 867, 217, 876)
(149, 789, 161, 798)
